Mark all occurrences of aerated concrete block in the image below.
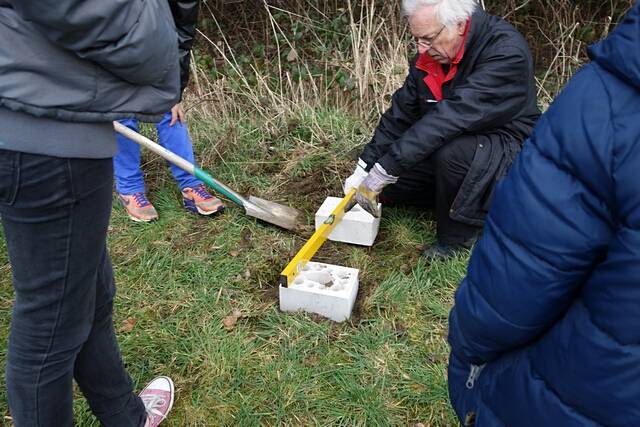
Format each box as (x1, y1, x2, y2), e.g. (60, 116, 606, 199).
(315, 197, 381, 247)
(279, 261, 359, 322)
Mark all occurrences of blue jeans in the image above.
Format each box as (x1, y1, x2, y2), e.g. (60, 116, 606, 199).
(114, 112, 202, 195)
(0, 150, 146, 426)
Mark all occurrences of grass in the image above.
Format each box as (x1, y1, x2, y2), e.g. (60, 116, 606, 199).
(0, 107, 468, 426)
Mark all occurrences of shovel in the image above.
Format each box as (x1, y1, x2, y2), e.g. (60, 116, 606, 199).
(113, 122, 301, 230)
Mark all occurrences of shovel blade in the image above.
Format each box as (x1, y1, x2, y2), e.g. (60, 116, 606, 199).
(245, 196, 301, 230)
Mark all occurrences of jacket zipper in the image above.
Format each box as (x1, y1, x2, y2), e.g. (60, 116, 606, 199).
(466, 364, 486, 390)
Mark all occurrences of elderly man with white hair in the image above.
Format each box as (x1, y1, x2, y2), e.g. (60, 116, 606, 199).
(345, 0, 539, 259)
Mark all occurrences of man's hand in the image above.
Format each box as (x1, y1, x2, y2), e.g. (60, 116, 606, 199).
(354, 163, 398, 217)
(169, 103, 186, 126)
(343, 158, 369, 194)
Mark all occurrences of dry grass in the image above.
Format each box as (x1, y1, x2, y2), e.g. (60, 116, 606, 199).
(194, 0, 633, 115)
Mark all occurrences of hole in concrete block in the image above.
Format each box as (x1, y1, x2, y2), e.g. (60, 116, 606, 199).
(297, 270, 336, 288)
(301, 270, 333, 286)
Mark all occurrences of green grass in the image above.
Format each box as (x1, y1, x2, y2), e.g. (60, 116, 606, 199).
(0, 107, 468, 426)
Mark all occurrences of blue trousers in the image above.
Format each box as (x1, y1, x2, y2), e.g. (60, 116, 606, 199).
(114, 112, 202, 195)
(0, 150, 146, 427)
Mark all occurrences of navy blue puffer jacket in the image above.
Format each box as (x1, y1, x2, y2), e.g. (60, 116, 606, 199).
(447, 3, 640, 426)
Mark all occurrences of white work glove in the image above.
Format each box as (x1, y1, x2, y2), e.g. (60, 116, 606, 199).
(354, 163, 398, 218)
(343, 158, 369, 194)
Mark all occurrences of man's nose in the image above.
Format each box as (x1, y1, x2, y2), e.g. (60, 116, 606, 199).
(418, 45, 428, 55)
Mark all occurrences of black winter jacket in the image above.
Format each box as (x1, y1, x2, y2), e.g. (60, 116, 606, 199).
(169, 0, 200, 96)
(361, 9, 539, 177)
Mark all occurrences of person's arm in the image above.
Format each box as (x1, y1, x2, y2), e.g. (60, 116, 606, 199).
(378, 44, 533, 176)
(448, 68, 616, 365)
(360, 60, 422, 168)
(9, 0, 178, 87)
(168, 0, 199, 96)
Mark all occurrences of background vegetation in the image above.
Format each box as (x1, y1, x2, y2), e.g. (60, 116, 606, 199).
(0, 1, 633, 425)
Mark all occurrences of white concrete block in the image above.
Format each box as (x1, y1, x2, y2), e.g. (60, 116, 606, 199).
(279, 261, 359, 322)
(315, 197, 381, 247)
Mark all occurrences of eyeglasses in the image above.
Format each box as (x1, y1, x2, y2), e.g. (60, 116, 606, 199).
(412, 25, 446, 49)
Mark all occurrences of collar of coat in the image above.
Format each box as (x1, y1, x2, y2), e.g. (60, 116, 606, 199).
(416, 18, 471, 101)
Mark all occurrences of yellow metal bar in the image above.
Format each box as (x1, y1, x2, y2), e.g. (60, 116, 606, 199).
(279, 189, 356, 287)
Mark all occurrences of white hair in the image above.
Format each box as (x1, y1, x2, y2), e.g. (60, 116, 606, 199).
(402, 0, 478, 27)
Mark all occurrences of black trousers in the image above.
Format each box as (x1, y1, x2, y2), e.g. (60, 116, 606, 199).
(0, 150, 146, 426)
(381, 135, 481, 245)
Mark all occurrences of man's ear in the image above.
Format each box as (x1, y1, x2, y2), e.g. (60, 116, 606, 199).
(456, 20, 466, 35)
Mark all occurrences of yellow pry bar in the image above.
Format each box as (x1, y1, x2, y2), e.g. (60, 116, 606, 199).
(279, 189, 356, 287)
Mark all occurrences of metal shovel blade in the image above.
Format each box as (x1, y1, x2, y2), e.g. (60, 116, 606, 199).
(244, 196, 302, 230)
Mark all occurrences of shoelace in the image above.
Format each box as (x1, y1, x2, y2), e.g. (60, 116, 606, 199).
(141, 393, 167, 418)
(133, 192, 151, 207)
(192, 185, 212, 200)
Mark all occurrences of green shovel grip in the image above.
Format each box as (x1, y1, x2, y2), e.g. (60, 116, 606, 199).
(194, 167, 244, 206)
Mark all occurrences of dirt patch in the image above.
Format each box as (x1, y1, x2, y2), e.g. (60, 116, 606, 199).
(349, 277, 376, 326)
(239, 227, 253, 250)
(288, 171, 326, 193)
(302, 353, 320, 367)
(285, 169, 333, 210)
(258, 286, 279, 304)
(393, 320, 408, 340)
(312, 240, 360, 266)
(246, 249, 289, 290)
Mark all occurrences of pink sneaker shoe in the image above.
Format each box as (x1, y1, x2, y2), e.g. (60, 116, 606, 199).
(181, 184, 225, 216)
(139, 376, 174, 427)
(118, 192, 158, 223)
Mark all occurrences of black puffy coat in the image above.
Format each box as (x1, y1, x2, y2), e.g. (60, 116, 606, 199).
(361, 9, 539, 224)
(169, 0, 200, 95)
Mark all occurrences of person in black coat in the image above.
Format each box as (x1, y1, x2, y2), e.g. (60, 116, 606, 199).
(345, 0, 539, 259)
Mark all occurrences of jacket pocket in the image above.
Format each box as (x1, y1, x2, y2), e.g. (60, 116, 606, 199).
(0, 149, 18, 205)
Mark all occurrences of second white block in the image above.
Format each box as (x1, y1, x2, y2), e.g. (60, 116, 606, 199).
(315, 196, 381, 246)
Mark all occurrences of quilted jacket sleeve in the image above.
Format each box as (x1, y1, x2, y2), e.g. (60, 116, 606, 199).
(9, 0, 178, 87)
(448, 66, 616, 365)
(360, 59, 422, 169)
